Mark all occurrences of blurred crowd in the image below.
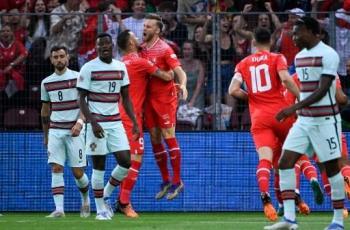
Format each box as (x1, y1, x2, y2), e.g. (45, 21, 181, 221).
(0, 0, 350, 130)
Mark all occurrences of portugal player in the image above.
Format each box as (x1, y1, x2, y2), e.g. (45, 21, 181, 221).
(115, 29, 174, 217)
(229, 27, 299, 221)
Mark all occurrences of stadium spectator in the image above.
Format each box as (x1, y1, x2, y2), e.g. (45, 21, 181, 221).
(47, 0, 60, 13)
(140, 14, 187, 200)
(115, 29, 174, 218)
(235, 3, 281, 53)
(7, 8, 27, 44)
(122, 0, 146, 41)
(40, 46, 90, 219)
(232, 14, 251, 61)
(0, 24, 28, 98)
(157, 1, 188, 48)
(203, 15, 238, 128)
(268, 16, 345, 230)
(25, 37, 52, 90)
(312, 3, 350, 78)
(77, 33, 139, 220)
(26, 0, 50, 49)
(46, 0, 84, 71)
(177, 0, 208, 40)
(193, 24, 211, 64)
(229, 27, 299, 221)
(275, 8, 305, 68)
(180, 40, 205, 110)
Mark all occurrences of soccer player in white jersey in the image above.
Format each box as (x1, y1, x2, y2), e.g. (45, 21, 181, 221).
(265, 17, 345, 230)
(77, 33, 139, 220)
(41, 46, 90, 218)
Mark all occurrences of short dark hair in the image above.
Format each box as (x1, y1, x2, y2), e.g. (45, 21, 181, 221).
(253, 27, 271, 45)
(145, 13, 163, 32)
(96, 32, 112, 41)
(295, 16, 320, 35)
(117, 29, 131, 51)
(50, 46, 68, 54)
(158, 1, 176, 12)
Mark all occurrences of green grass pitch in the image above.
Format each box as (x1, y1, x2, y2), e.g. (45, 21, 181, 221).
(0, 212, 348, 230)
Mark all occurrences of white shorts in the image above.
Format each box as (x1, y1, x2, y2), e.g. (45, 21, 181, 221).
(283, 121, 342, 163)
(85, 122, 130, 155)
(47, 129, 86, 167)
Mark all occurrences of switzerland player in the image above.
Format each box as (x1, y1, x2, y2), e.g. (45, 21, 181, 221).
(140, 14, 188, 200)
(229, 27, 300, 221)
(115, 30, 174, 217)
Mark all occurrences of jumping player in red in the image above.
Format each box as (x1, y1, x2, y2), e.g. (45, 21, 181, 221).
(229, 27, 300, 221)
(140, 14, 188, 200)
(115, 29, 174, 217)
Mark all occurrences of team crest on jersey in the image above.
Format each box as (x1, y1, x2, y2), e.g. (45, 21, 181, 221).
(90, 143, 97, 152)
(79, 75, 84, 82)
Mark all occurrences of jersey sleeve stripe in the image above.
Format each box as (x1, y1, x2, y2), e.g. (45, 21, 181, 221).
(44, 79, 77, 92)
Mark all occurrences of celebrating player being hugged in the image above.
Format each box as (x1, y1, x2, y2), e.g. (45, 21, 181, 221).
(265, 17, 344, 230)
(77, 33, 139, 220)
(229, 27, 300, 221)
(140, 14, 188, 200)
(41, 46, 90, 218)
(115, 29, 174, 217)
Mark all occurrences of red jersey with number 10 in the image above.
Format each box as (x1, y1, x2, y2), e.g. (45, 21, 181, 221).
(140, 38, 181, 100)
(235, 50, 289, 119)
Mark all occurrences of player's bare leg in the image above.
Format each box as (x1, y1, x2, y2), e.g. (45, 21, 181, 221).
(150, 127, 171, 199)
(161, 127, 184, 200)
(72, 167, 90, 218)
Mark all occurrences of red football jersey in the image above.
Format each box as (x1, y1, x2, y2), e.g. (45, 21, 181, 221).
(119, 52, 158, 117)
(140, 38, 181, 99)
(235, 50, 289, 120)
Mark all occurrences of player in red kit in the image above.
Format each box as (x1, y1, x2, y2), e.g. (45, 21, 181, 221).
(229, 27, 300, 221)
(115, 30, 174, 217)
(140, 14, 188, 200)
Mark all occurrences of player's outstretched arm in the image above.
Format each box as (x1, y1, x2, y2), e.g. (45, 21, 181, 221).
(78, 88, 104, 138)
(278, 69, 300, 100)
(120, 85, 140, 140)
(229, 72, 248, 101)
(173, 66, 188, 101)
(41, 102, 50, 146)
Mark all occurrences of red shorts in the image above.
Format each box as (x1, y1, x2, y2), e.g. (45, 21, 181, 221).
(144, 96, 177, 129)
(121, 115, 144, 155)
(251, 115, 295, 150)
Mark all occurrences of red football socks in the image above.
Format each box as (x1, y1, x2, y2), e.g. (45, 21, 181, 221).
(153, 143, 170, 182)
(119, 161, 142, 205)
(165, 138, 182, 184)
(256, 159, 272, 193)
